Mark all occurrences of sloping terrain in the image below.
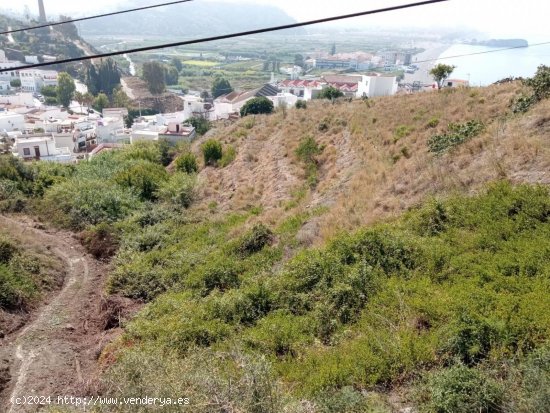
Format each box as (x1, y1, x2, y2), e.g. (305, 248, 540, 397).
(194, 82, 549, 242)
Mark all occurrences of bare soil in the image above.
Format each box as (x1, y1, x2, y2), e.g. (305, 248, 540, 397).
(0, 215, 136, 413)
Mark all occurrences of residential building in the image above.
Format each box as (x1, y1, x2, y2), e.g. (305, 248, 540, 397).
(12, 135, 72, 163)
(0, 61, 21, 82)
(0, 110, 25, 132)
(278, 79, 324, 100)
(215, 84, 279, 118)
(19, 69, 58, 93)
(0, 81, 12, 95)
(159, 123, 196, 144)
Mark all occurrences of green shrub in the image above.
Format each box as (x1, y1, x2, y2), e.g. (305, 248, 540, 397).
(244, 310, 313, 357)
(79, 223, 120, 260)
(428, 120, 485, 154)
(319, 86, 344, 100)
(114, 160, 168, 201)
(188, 254, 242, 295)
(236, 223, 273, 256)
(315, 386, 388, 413)
(426, 117, 440, 128)
(295, 100, 307, 109)
(188, 116, 211, 135)
(240, 97, 274, 117)
(0, 238, 17, 264)
(41, 179, 138, 230)
(202, 139, 223, 166)
(425, 365, 504, 413)
(174, 152, 198, 173)
(219, 144, 236, 167)
(512, 345, 550, 412)
(0, 262, 38, 310)
(394, 124, 414, 140)
(157, 172, 196, 208)
(122, 141, 162, 164)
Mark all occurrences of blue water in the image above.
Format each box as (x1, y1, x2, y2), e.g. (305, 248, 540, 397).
(436, 43, 550, 86)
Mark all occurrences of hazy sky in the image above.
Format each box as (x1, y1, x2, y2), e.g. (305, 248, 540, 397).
(4, 0, 549, 40)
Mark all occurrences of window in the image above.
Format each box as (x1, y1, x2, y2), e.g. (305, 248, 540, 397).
(23, 148, 31, 156)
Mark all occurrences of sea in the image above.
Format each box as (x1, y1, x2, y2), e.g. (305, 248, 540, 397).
(435, 42, 550, 86)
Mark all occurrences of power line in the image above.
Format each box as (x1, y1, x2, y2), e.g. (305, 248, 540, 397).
(413, 41, 550, 64)
(0, 0, 449, 73)
(0, 0, 194, 36)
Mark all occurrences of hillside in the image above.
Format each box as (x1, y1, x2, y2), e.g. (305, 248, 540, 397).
(79, 1, 301, 37)
(194, 82, 549, 242)
(0, 14, 96, 62)
(1, 78, 549, 412)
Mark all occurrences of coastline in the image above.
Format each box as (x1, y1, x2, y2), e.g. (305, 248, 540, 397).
(404, 43, 451, 85)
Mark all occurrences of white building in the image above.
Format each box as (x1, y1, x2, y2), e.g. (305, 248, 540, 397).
(0, 110, 25, 132)
(12, 135, 72, 163)
(0, 81, 12, 94)
(19, 69, 58, 93)
(0, 61, 22, 82)
(97, 116, 128, 144)
(268, 93, 298, 108)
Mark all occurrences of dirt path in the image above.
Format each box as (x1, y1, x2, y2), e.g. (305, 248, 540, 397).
(0, 215, 112, 413)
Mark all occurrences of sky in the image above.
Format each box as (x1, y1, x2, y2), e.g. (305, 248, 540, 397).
(3, 0, 550, 41)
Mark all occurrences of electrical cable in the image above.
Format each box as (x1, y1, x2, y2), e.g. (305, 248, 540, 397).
(0, 0, 449, 73)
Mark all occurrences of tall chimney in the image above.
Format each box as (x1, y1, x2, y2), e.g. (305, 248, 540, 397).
(38, 0, 47, 23)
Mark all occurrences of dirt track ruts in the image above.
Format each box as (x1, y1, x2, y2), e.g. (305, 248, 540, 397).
(0, 215, 110, 413)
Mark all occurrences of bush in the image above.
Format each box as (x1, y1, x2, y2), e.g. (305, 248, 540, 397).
(295, 100, 307, 109)
(0, 238, 17, 264)
(319, 86, 344, 100)
(174, 152, 198, 174)
(219, 145, 236, 167)
(41, 180, 138, 230)
(188, 116, 211, 135)
(114, 160, 168, 201)
(240, 97, 274, 117)
(202, 139, 223, 166)
(157, 172, 196, 208)
(426, 117, 440, 128)
(428, 120, 485, 154)
(79, 223, 120, 260)
(188, 254, 242, 295)
(236, 223, 273, 256)
(425, 365, 504, 413)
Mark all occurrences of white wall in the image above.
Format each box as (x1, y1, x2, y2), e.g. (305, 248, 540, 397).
(0, 112, 25, 132)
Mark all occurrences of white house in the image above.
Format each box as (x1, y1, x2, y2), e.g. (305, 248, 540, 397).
(0, 61, 22, 82)
(0, 81, 12, 94)
(159, 123, 196, 144)
(0, 110, 25, 132)
(19, 69, 58, 93)
(96, 116, 127, 144)
(12, 135, 72, 163)
(364, 75, 398, 97)
(268, 93, 299, 108)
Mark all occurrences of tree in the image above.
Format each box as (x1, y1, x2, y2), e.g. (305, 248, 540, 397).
(319, 86, 344, 101)
(41, 85, 57, 98)
(202, 139, 223, 166)
(93, 93, 110, 113)
(171, 57, 183, 72)
(83, 92, 95, 112)
(164, 65, 179, 85)
(10, 79, 21, 88)
(430, 63, 456, 89)
(86, 59, 121, 96)
(294, 54, 305, 68)
(240, 97, 274, 117)
(188, 116, 211, 135)
(330, 43, 336, 56)
(57, 72, 76, 108)
(142, 61, 166, 94)
(74, 91, 85, 114)
(211, 77, 233, 98)
(112, 87, 130, 108)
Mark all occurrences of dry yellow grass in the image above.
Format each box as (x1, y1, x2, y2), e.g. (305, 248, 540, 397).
(190, 82, 550, 244)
